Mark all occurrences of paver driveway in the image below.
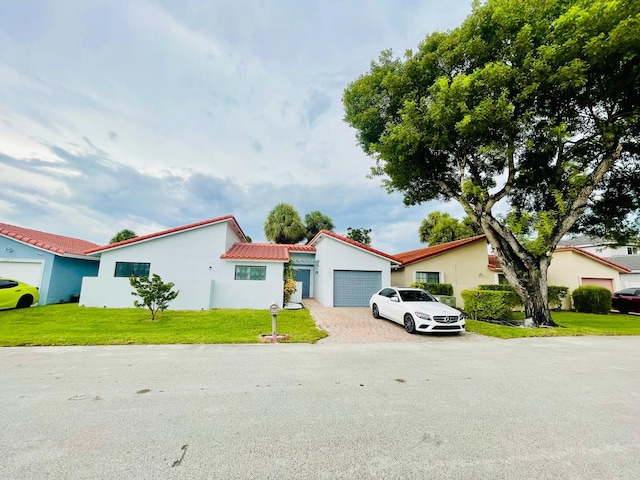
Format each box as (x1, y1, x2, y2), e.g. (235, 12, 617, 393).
(304, 298, 480, 343)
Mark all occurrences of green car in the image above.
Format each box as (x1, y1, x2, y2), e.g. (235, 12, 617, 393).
(0, 278, 39, 310)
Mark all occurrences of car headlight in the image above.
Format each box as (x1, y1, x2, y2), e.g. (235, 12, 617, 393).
(414, 311, 432, 321)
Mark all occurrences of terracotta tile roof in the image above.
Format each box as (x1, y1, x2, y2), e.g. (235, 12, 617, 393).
(85, 215, 246, 254)
(0, 222, 100, 256)
(309, 230, 401, 264)
(221, 243, 290, 261)
(488, 247, 631, 273)
(394, 235, 487, 266)
(287, 244, 316, 252)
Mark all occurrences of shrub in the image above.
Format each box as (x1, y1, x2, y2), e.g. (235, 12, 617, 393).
(572, 286, 611, 314)
(130, 274, 179, 320)
(480, 284, 569, 310)
(461, 290, 520, 321)
(283, 278, 297, 304)
(548, 286, 569, 310)
(410, 282, 453, 296)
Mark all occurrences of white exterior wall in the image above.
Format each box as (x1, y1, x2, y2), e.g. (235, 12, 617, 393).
(620, 273, 640, 289)
(313, 236, 392, 307)
(80, 221, 284, 310)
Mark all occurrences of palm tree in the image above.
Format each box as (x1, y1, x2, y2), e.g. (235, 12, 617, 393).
(264, 203, 306, 244)
(304, 210, 335, 242)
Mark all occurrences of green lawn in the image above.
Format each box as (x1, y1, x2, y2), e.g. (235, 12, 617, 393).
(0, 304, 328, 346)
(465, 311, 640, 339)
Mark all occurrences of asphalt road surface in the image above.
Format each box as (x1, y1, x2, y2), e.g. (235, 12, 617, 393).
(1, 336, 639, 479)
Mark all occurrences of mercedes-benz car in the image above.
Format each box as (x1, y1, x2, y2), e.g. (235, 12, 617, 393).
(369, 287, 465, 334)
(0, 278, 39, 310)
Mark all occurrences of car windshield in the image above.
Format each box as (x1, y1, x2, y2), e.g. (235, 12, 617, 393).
(399, 290, 435, 302)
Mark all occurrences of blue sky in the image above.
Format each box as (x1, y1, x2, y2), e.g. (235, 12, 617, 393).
(0, 0, 473, 253)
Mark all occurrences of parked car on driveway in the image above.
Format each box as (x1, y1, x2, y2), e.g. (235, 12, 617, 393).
(0, 278, 39, 310)
(369, 287, 465, 334)
(612, 288, 640, 314)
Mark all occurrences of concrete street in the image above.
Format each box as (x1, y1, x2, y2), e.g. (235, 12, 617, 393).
(1, 337, 639, 479)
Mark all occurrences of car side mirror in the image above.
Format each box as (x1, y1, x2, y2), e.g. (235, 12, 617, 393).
(390, 296, 399, 302)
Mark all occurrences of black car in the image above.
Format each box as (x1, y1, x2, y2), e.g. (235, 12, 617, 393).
(612, 288, 640, 314)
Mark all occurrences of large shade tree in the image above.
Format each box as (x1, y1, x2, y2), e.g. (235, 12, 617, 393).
(344, 0, 640, 325)
(264, 203, 306, 244)
(419, 211, 483, 245)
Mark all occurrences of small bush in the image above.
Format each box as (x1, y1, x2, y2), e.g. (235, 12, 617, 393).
(548, 286, 569, 310)
(410, 282, 453, 296)
(461, 290, 520, 321)
(479, 284, 514, 291)
(572, 286, 611, 314)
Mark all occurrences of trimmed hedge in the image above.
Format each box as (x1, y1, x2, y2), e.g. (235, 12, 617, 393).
(410, 282, 454, 296)
(461, 290, 520, 321)
(479, 284, 569, 310)
(572, 286, 611, 314)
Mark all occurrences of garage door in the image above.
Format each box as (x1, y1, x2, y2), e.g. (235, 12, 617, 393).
(333, 270, 381, 307)
(0, 260, 44, 288)
(581, 277, 614, 292)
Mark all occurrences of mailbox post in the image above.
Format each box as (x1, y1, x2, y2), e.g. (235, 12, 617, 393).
(269, 302, 279, 340)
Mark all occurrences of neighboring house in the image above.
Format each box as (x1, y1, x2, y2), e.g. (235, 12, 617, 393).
(489, 246, 630, 309)
(392, 235, 629, 310)
(597, 255, 640, 289)
(0, 223, 100, 305)
(80, 218, 400, 310)
(558, 235, 640, 257)
(392, 235, 489, 307)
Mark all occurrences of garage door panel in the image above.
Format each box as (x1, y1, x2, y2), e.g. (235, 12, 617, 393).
(0, 261, 44, 288)
(333, 270, 381, 307)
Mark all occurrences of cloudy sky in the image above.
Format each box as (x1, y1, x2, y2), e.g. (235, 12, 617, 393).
(0, 0, 474, 254)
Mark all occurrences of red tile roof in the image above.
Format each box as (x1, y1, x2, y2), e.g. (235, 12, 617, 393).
(394, 235, 487, 266)
(488, 247, 631, 273)
(85, 215, 245, 254)
(221, 243, 316, 261)
(0, 222, 100, 256)
(221, 243, 290, 261)
(309, 230, 401, 263)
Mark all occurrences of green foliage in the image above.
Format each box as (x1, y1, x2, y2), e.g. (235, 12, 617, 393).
(478, 284, 568, 309)
(304, 210, 335, 242)
(548, 286, 570, 310)
(461, 290, 520, 321)
(346, 227, 372, 245)
(410, 282, 454, 296)
(283, 278, 297, 304)
(572, 286, 612, 315)
(110, 229, 137, 244)
(419, 211, 482, 245)
(130, 274, 179, 321)
(264, 203, 306, 244)
(343, 0, 640, 324)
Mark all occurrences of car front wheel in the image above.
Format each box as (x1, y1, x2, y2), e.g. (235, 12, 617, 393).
(372, 304, 380, 319)
(404, 314, 416, 334)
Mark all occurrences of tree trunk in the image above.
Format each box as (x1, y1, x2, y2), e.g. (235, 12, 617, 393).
(479, 215, 558, 327)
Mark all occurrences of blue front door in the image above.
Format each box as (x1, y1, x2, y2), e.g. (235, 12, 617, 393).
(293, 269, 311, 298)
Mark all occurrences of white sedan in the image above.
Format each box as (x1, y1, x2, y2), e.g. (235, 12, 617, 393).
(369, 287, 465, 334)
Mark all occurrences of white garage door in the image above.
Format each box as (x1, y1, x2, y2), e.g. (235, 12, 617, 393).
(333, 270, 382, 307)
(0, 260, 44, 288)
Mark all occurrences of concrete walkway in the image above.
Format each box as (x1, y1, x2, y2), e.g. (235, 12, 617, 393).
(303, 298, 483, 343)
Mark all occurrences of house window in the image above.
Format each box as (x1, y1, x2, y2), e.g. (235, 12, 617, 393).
(235, 266, 266, 281)
(498, 274, 509, 285)
(415, 271, 439, 283)
(115, 262, 150, 278)
(627, 247, 638, 255)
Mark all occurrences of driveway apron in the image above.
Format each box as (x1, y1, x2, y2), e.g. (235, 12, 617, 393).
(303, 298, 480, 343)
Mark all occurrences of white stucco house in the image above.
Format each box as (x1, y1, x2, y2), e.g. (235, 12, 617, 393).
(79, 215, 400, 310)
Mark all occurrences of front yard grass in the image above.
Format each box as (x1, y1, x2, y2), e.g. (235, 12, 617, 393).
(0, 304, 328, 346)
(465, 311, 640, 339)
